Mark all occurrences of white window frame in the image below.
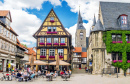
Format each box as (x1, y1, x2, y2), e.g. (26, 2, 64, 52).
(40, 38, 44, 43)
(40, 49, 46, 56)
(50, 17, 54, 20)
(54, 38, 58, 43)
(61, 38, 65, 43)
(47, 38, 51, 43)
(49, 49, 55, 56)
(48, 27, 51, 32)
(53, 27, 56, 32)
(58, 49, 63, 56)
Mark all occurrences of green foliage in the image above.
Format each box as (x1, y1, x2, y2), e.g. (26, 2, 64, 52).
(103, 30, 130, 73)
(21, 43, 28, 48)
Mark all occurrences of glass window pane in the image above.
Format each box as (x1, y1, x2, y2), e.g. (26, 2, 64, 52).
(48, 27, 51, 32)
(53, 27, 56, 32)
(40, 38, 44, 43)
(47, 38, 51, 43)
(117, 35, 122, 41)
(112, 35, 116, 41)
(58, 49, 63, 56)
(50, 17, 54, 20)
(61, 38, 65, 43)
(112, 53, 116, 61)
(126, 35, 128, 41)
(54, 38, 58, 43)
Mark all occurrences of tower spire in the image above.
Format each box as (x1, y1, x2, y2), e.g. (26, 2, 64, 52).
(92, 14, 96, 26)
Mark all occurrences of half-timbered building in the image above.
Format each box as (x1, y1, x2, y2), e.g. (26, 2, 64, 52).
(33, 8, 72, 70)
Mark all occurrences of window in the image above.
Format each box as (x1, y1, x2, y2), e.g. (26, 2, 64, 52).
(50, 17, 54, 20)
(112, 34, 122, 41)
(10, 33, 12, 39)
(127, 53, 130, 60)
(80, 32, 83, 39)
(54, 38, 58, 43)
(118, 14, 128, 28)
(81, 58, 87, 63)
(47, 38, 51, 43)
(48, 27, 51, 32)
(0, 25, 2, 33)
(49, 49, 55, 56)
(61, 38, 65, 43)
(40, 49, 46, 56)
(6, 30, 8, 37)
(3, 28, 6, 36)
(40, 38, 44, 43)
(53, 27, 56, 32)
(112, 53, 122, 61)
(126, 35, 130, 41)
(58, 49, 63, 56)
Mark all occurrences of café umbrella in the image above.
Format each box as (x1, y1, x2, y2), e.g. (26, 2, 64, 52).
(25, 60, 48, 65)
(49, 60, 71, 66)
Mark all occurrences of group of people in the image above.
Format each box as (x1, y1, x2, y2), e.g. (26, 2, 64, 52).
(60, 69, 71, 75)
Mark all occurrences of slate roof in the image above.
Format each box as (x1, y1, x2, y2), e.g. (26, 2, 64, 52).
(92, 15, 96, 26)
(77, 10, 85, 30)
(100, 1, 130, 30)
(82, 47, 87, 52)
(91, 19, 104, 32)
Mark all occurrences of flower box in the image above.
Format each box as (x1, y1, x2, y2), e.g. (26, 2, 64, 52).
(59, 56, 63, 58)
(49, 56, 55, 58)
(40, 56, 46, 58)
(39, 43, 45, 45)
(60, 43, 66, 45)
(127, 41, 130, 43)
(127, 60, 130, 63)
(118, 60, 122, 63)
(46, 43, 52, 45)
(113, 60, 117, 63)
(112, 41, 122, 43)
(53, 43, 59, 45)
(47, 31, 57, 34)
(50, 20, 54, 22)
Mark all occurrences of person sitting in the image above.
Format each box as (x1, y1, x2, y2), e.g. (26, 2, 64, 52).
(28, 71, 35, 80)
(50, 71, 54, 75)
(65, 71, 68, 75)
(46, 71, 51, 76)
(60, 71, 64, 75)
(17, 71, 22, 78)
(53, 71, 58, 78)
(38, 70, 41, 76)
(11, 71, 16, 77)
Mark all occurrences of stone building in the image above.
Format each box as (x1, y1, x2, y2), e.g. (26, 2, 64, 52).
(87, 2, 130, 74)
(72, 10, 87, 70)
(0, 10, 18, 72)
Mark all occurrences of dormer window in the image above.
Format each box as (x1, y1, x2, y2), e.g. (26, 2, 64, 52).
(118, 14, 128, 28)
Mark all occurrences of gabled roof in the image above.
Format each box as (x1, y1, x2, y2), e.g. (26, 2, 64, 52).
(17, 39, 27, 50)
(0, 10, 12, 22)
(27, 48, 36, 56)
(76, 10, 85, 30)
(100, 1, 130, 30)
(33, 8, 71, 38)
(91, 19, 104, 32)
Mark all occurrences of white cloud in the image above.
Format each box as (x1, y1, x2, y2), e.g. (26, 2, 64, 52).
(0, 0, 61, 47)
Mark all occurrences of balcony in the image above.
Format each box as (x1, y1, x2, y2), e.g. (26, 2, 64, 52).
(60, 43, 66, 45)
(40, 56, 46, 58)
(53, 43, 59, 45)
(49, 56, 55, 58)
(59, 56, 63, 58)
(73, 55, 81, 58)
(46, 31, 57, 34)
(46, 43, 52, 45)
(39, 43, 45, 45)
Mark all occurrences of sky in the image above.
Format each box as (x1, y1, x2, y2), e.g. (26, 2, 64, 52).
(0, 0, 130, 47)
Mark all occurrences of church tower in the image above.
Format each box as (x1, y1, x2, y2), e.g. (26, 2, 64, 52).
(75, 9, 86, 48)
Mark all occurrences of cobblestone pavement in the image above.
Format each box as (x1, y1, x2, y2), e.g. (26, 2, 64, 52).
(0, 73, 130, 84)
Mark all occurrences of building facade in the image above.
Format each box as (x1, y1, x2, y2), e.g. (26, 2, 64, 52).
(87, 2, 130, 74)
(33, 9, 72, 70)
(72, 10, 87, 69)
(0, 10, 18, 72)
